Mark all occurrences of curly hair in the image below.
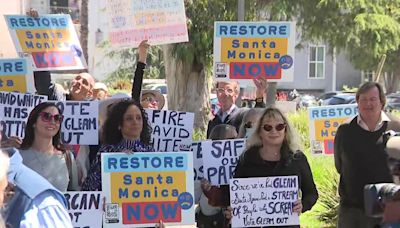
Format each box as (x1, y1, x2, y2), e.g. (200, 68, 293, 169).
(102, 99, 152, 145)
(246, 106, 300, 153)
(20, 102, 64, 151)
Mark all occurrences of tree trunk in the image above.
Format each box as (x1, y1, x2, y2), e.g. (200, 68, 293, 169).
(80, 0, 89, 63)
(162, 45, 210, 131)
(384, 70, 400, 94)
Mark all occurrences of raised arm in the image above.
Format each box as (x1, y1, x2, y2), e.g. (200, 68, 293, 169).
(131, 40, 150, 102)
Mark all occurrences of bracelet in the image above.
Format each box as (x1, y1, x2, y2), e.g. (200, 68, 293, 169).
(256, 97, 263, 103)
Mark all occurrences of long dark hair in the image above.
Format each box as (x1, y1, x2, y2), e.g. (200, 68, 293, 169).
(20, 102, 64, 151)
(102, 99, 152, 145)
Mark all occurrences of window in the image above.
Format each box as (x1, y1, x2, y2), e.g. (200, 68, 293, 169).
(308, 45, 325, 79)
(361, 71, 375, 83)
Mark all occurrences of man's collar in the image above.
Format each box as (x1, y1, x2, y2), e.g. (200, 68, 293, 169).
(357, 111, 389, 131)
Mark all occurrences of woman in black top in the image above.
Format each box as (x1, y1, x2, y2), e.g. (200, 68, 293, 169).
(227, 107, 318, 227)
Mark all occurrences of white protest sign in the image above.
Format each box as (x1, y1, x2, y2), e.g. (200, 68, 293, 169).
(191, 141, 204, 181)
(230, 176, 299, 227)
(64, 191, 104, 228)
(54, 101, 99, 145)
(106, 0, 189, 48)
(0, 91, 47, 138)
(145, 109, 194, 152)
(202, 139, 246, 185)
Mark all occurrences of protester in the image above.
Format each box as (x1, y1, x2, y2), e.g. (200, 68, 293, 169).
(1, 148, 73, 228)
(219, 107, 318, 227)
(196, 124, 238, 228)
(82, 99, 154, 191)
(207, 78, 267, 138)
(238, 108, 263, 138)
(334, 82, 400, 228)
(93, 82, 109, 100)
(18, 102, 79, 191)
(141, 89, 165, 110)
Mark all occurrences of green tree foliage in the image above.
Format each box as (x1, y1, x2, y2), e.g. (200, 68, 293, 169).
(267, 0, 400, 72)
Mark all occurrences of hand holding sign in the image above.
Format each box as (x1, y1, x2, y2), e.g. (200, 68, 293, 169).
(253, 77, 268, 98)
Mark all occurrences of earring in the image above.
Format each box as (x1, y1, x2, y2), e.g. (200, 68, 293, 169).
(118, 126, 121, 130)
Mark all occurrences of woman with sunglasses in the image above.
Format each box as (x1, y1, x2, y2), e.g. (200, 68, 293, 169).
(82, 99, 154, 191)
(224, 107, 318, 227)
(19, 102, 79, 191)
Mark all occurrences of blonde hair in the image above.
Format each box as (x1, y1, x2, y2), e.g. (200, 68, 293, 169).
(246, 107, 300, 152)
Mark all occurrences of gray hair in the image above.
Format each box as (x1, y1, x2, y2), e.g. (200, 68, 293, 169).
(246, 107, 300, 152)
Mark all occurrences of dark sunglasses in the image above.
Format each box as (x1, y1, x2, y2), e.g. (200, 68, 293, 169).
(263, 123, 286, 132)
(39, 112, 64, 123)
(244, 122, 253, 129)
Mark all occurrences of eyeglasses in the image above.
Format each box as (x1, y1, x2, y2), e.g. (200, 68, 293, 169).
(262, 123, 286, 132)
(216, 88, 235, 95)
(39, 112, 64, 123)
(141, 96, 158, 103)
(244, 122, 253, 129)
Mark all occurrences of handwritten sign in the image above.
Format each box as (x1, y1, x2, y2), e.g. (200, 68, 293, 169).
(308, 104, 358, 155)
(0, 58, 31, 93)
(64, 191, 104, 228)
(102, 152, 195, 227)
(106, 0, 189, 48)
(5, 15, 87, 71)
(230, 176, 299, 227)
(213, 21, 295, 82)
(202, 139, 246, 185)
(191, 141, 204, 181)
(145, 109, 194, 152)
(54, 101, 99, 145)
(0, 91, 47, 138)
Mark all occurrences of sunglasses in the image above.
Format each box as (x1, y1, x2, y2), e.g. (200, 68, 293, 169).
(262, 123, 286, 132)
(141, 96, 158, 103)
(39, 112, 64, 123)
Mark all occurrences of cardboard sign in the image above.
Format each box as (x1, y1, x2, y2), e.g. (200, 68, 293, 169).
(101, 152, 195, 227)
(106, 0, 189, 48)
(54, 101, 99, 145)
(230, 176, 299, 227)
(213, 21, 295, 82)
(202, 139, 246, 185)
(308, 104, 358, 155)
(64, 191, 104, 228)
(0, 58, 33, 93)
(145, 109, 194, 152)
(5, 15, 87, 71)
(0, 91, 47, 138)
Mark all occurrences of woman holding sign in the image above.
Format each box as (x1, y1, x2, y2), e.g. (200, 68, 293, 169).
(19, 102, 80, 191)
(224, 107, 318, 227)
(82, 99, 154, 191)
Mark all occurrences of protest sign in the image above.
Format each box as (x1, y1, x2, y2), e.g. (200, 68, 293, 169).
(213, 21, 295, 82)
(54, 101, 99, 145)
(64, 191, 104, 228)
(106, 0, 189, 48)
(145, 109, 194, 152)
(5, 15, 87, 71)
(202, 139, 246, 185)
(102, 152, 195, 227)
(308, 104, 358, 155)
(191, 141, 204, 181)
(0, 91, 47, 138)
(0, 58, 33, 93)
(230, 176, 299, 227)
